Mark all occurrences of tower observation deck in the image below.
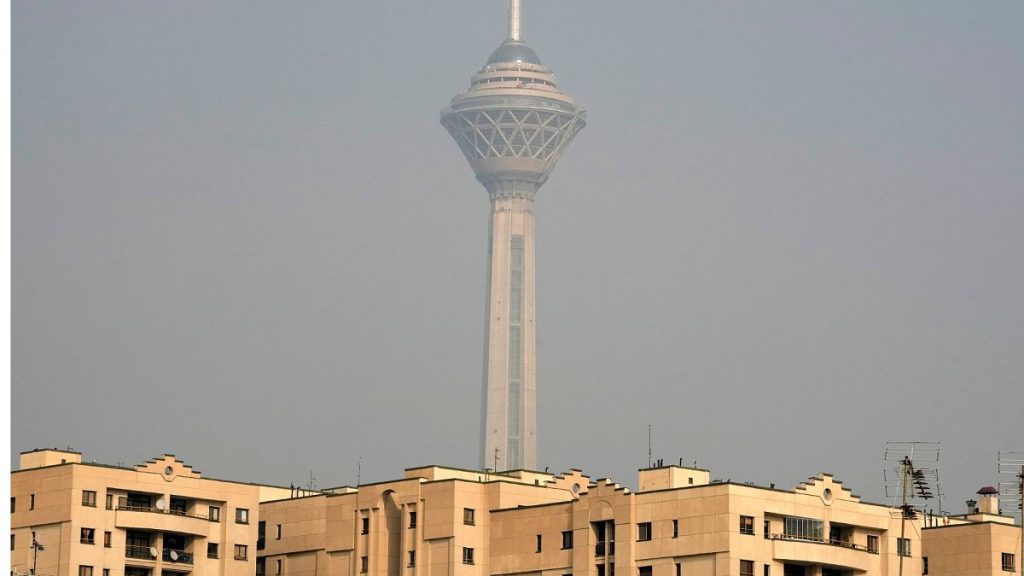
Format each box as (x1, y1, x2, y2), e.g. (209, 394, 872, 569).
(441, 0, 585, 472)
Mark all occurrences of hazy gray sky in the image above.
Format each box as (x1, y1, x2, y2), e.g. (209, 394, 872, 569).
(13, 1, 1024, 512)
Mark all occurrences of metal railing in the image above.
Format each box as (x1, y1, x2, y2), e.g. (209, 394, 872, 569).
(163, 549, 194, 564)
(115, 505, 215, 522)
(594, 542, 615, 557)
(769, 533, 877, 554)
(125, 545, 157, 560)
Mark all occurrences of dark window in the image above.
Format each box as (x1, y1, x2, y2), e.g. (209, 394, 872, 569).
(463, 547, 475, 565)
(82, 491, 97, 507)
(170, 498, 187, 514)
(103, 570, 109, 576)
(924, 557, 929, 575)
(638, 522, 652, 541)
(464, 508, 476, 526)
(361, 556, 369, 573)
(80, 528, 95, 544)
(208, 543, 219, 558)
(258, 521, 266, 550)
(234, 544, 248, 560)
(276, 559, 282, 575)
(740, 561, 754, 576)
(10, 534, 14, 551)
(536, 534, 542, 553)
(362, 517, 370, 534)
(867, 535, 879, 554)
(408, 551, 416, 567)
(409, 511, 417, 528)
(236, 508, 249, 524)
(763, 520, 770, 539)
(257, 558, 266, 576)
(739, 516, 754, 535)
(276, 524, 282, 540)
(764, 566, 770, 576)
(673, 519, 679, 538)
(79, 567, 94, 576)
(676, 563, 682, 576)
(639, 567, 653, 576)
(1003, 553, 1016, 572)
(105, 494, 113, 510)
(10, 497, 14, 513)
(104, 531, 111, 548)
(562, 530, 573, 549)
(30, 494, 35, 510)
(209, 505, 221, 522)
(898, 538, 911, 557)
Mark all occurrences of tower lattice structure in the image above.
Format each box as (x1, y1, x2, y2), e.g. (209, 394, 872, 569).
(441, 0, 585, 471)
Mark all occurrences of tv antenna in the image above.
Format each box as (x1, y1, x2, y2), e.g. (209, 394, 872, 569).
(884, 441, 940, 576)
(997, 451, 1023, 563)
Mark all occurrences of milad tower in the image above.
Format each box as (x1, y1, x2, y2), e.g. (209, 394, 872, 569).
(441, 0, 585, 472)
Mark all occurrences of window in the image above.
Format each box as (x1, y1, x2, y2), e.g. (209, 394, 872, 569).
(464, 508, 476, 526)
(234, 544, 248, 560)
(30, 494, 35, 510)
(462, 547, 475, 565)
(408, 550, 416, 567)
(79, 567, 94, 576)
(276, 559, 283, 575)
(361, 556, 369, 573)
(897, 538, 911, 557)
(638, 522, 652, 541)
(81, 528, 95, 544)
(740, 561, 754, 576)
(208, 543, 219, 558)
(103, 570, 109, 576)
(1004, 553, 1016, 573)
(209, 505, 221, 522)
(562, 530, 573, 549)
(536, 534, 543, 553)
(362, 517, 370, 534)
(257, 558, 266, 576)
(764, 566, 770, 576)
(259, 521, 266, 549)
(409, 511, 417, 528)
(673, 519, 679, 538)
(676, 563, 681, 576)
(10, 534, 14, 551)
(103, 531, 111, 548)
(11, 497, 15, 513)
(236, 508, 249, 524)
(867, 535, 879, 554)
(739, 516, 754, 535)
(784, 517, 823, 541)
(924, 557, 929, 575)
(82, 490, 97, 507)
(639, 567, 653, 576)
(276, 524, 282, 540)
(105, 494, 113, 510)
(763, 520, 770, 539)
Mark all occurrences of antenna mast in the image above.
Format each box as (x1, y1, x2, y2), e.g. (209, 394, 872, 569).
(508, 0, 522, 41)
(884, 441, 940, 576)
(997, 451, 1024, 570)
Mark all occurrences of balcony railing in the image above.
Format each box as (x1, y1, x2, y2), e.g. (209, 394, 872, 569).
(595, 542, 615, 557)
(116, 505, 215, 521)
(163, 549, 194, 564)
(125, 545, 158, 560)
(769, 533, 875, 553)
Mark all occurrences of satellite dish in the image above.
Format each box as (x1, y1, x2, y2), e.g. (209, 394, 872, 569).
(155, 498, 166, 511)
(149, 547, 158, 558)
(169, 550, 179, 561)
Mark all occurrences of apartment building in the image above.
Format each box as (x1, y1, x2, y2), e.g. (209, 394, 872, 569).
(10, 448, 291, 576)
(921, 488, 1021, 576)
(257, 464, 922, 576)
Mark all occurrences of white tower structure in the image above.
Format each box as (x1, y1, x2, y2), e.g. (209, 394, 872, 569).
(441, 0, 585, 471)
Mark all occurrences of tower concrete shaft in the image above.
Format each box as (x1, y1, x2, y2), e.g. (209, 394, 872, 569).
(441, 0, 584, 472)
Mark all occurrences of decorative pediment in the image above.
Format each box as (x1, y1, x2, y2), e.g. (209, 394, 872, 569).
(135, 454, 202, 481)
(794, 473, 859, 505)
(546, 469, 592, 498)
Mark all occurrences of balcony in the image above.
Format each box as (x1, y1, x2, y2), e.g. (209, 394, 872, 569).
(770, 534, 872, 572)
(114, 506, 212, 536)
(595, 542, 615, 557)
(163, 548, 194, 565)
(126, 545, 159, 561)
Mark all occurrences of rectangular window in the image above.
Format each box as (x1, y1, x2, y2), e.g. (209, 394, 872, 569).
(462, 547, 475, 565)
(739, 516, 754, 535)
(867, 535, 879, 554)
(103, 570, 109, 576)
(638, 522, 652, 541)
(536, 534, 542, 553)
(81, 528, 95, 544)
(276, 524, 282, 540)
(673, 519, 679, 538)
(105, 494, 113, 510)
(562, 530, 573, 549)
(464, 508, 476, 526)
(362, 517, 370, 535)
(361, 556, 369, 573)
(258, 521, 266, 550)
(236, 508, 249, 524)
(276, 559, 282, 575)
(30, 494, 35, 510)
(409, 511, 417, 528)
(235, 544, 248, 560)
(209, 505, 221, 522)
(676, 563, 681, 576)
(740, 561, 754, 576)
(104, 531, 111, 548)
(82, 490, 97, 507)
(783, 517, 823, 541)
(1004, 553, 1016, 572)
(763, 520, 770, 539)
(639, 567, 653, 576)
(208, 543, 219, 558)
(10, 497, 14, 513)
(764, 566, 770, 576)
(897, 538, 911, 557)
(408, 550, 416, 567)
(257, 558, 266, 576)
(924, 557, 929, 575)
(10, 534, 14, 551)
(79, 567, 94, 576)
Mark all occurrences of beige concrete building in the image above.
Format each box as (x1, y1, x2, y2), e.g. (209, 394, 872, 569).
(257, 464, 925, 576)
(10, 448, 292, 576)
(921, 488, 1021, 576)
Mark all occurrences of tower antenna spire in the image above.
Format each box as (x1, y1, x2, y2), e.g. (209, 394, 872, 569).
(508, 0, 522, 41)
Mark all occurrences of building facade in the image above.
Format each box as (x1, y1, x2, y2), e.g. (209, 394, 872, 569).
(920, 489, 1021, 576)
(440, 0, 585, 472)
(10, 449, 291, 576)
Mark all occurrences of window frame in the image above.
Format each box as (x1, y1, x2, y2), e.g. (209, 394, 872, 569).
(637, 522, 652, 542)
(80, 527, 95, 545)
(673, 519, 679, 538)
(408, 550, 416, 567)
(1003, 553, 1016, 573)
(462, 547, 475, 565)
(897, 537, 912, 557)
(103, 531, 111, 548)
(361, 555, 369, 573)
(209, 505, 221, 522)
(740, 560, 754, 576)
(234, 544, 248, 561)
(561, 530, 573, 550)
(739, 516, 755, 536)
(235, 508, 250, 525)
(82, 490, 97, 508)
(463, 508, 476, 526)
(867, 535, 879, 554)
(79, 566, 94, 576)
(409, 511, 417, 529)
(208, 542, 219, 558)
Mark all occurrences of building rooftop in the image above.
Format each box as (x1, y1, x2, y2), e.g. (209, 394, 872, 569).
(487, 40, 542, 65)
